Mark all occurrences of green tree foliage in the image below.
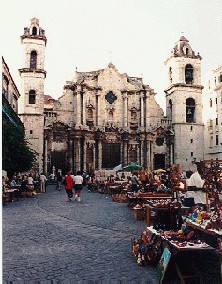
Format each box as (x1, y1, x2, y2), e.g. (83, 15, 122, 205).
(2, 115, 36, 177)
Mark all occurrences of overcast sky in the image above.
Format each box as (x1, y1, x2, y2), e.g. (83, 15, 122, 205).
(2, 0, 222, 111)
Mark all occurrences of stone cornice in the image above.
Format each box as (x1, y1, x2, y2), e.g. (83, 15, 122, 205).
(21, 35, 47, 45)
(18, 68, 47, 78)
(164, 83, 203, 93)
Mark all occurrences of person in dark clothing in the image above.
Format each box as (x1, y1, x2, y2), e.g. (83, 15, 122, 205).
(56, 172, 63, 191)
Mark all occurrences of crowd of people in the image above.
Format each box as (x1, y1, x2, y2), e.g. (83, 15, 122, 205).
(3, 162, 222, 207)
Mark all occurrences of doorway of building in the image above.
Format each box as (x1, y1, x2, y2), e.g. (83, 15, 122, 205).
(51, 150, 68, 175)
(102, 143, 121, 169)
(154, 154, 165, 170)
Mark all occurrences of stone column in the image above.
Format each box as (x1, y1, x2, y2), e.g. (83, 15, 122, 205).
(140, 136, 144, 167)
(140, 93, 144, 128)
(71, 139, 74, 173)
(124, 138, 128, 166)
(98, 139, 102, 170)
(83, 139, 87, 171)
(73, 136, 81, 173)
(96, 92, 101, 127)
(121, 134, 127, 167)
(144, 91, 148, 131)
(147, 139, 150, 169)
(83, 92, 86, 127)
(76, 90, 81, 127)
(149, 140, 153, 170)
(43, 138, 48, 174)
(123, 92, 128, 128)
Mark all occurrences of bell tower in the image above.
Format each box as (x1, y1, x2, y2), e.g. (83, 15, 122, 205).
(164, 36, 204, 171)
(18, 18, 47, 173)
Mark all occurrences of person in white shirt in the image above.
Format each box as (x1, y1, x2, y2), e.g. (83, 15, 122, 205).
(27, 174, 34, 190)
(73, 171, 83, 201)
(39, 173, 47, 192)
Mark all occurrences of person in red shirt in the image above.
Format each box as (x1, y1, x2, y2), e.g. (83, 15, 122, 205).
(64, 171, 74, 201)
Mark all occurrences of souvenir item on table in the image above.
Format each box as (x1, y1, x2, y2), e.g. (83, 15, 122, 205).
(191, 208, 198, 222)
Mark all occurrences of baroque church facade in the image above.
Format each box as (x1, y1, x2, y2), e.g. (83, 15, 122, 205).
(18, 18, 206, 175)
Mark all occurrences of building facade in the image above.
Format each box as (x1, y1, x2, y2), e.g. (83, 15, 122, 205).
(18, 19, 212, 175)
(44, 63, 174, 174)
(164, 36, 205, 170)
(203, 65, 222, 160)
(18, 18, 47, 172)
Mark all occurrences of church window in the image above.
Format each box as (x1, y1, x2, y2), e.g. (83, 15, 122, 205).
(168, 99, 172, 120)
(105, 91, 117, 104)
(30, 130, 33, 134)
(219, 73, 222, 83)
(186, 48, 189, 55)
(209, 98, 212, 108)
(216, 116, 218, 125)
(186, 98, 195, 123)
(156, 137, 164, 146)
(191, 152, 193, 157)
(190, 126, 193, 131)
(30, 50, 37, 69)
(191, 139, 193, 143)
(29, 90, 36, 104)
(185, 64, 193, 84)
(169, 67, 172, 84)
(216, 135, 218, 146)
(32, 26, 37, 36)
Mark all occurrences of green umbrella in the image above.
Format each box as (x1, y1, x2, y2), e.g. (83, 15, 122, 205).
(123, 163, 142, 171)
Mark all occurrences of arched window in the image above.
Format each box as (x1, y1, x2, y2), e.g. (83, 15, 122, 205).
(186, 98, 195, 123)
(32, 27, 37, 36)
(169, 67, 172, 84)
(185, 64, 193, 84)
(30, 50, 37, 69)
(168, 99, 172, 120)
(29, 90, 36, 104)
(186, 48, 189, 55)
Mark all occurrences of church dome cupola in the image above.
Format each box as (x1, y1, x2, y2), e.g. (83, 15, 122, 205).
(171, 36, 201, 59)
(21, 17, 47, 45)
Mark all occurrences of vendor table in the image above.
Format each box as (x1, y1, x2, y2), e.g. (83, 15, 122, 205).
(146, 227, 221, 283)
(127, 193, 172, 209)
(186, 220, 222, 252)
(5, 187, 20, 202)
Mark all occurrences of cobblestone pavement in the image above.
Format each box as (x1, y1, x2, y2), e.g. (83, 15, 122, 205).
(3, 184, 159, 284)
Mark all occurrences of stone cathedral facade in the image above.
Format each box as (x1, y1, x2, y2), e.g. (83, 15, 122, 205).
(18, 18, 206, 175)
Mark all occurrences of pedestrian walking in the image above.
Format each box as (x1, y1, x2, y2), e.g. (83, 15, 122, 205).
(39, 173, 47, 192)
(86, 175, 93, 192)
(56, 172, 63, 191)
(73, 171, 83, 201)
(64, 171, 74, 201)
